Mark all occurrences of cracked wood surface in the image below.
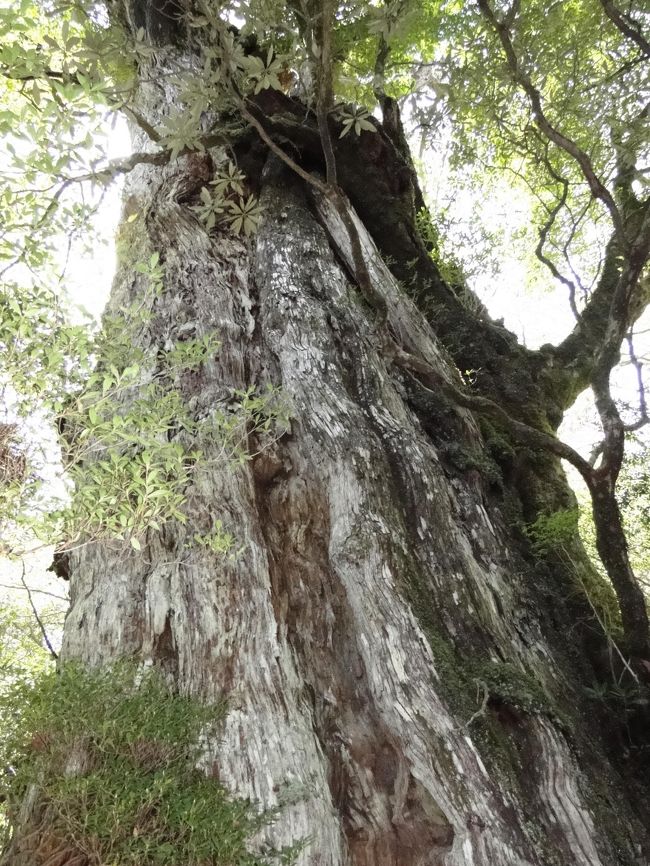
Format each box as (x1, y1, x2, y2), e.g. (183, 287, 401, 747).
(52, 157, 622, 866)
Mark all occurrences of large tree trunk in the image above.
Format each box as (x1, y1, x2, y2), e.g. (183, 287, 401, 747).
(6, 23, 650, 866)
(37, 147, 645, 864)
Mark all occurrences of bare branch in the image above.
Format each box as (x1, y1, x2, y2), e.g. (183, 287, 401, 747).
(583, 53, 648, 91)
(0, 582, 68, 602)
(612, 100, 649, 200)
(20, 562, 58, 661)
(118, 104, 162, 143)
(589, 439, 604, 467)
(626, 330, 649, 428)
(0, 124, 235, 280)
(372, 32, 391, 105)
(0, 64, 65, 82)
(239, 101, 328, 194)
(532, 151, 580, 318)
(503, 0, 521, 29)
(459, 680, 490, 730)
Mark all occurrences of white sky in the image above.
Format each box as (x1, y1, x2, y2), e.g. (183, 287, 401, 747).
(62, 120, 132, 321)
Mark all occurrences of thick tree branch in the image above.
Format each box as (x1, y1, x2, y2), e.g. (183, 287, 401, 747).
(550, 202, 650, 410)
(599, 0, 650, 58)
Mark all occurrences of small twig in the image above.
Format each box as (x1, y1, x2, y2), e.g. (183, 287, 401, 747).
(533, 162, 580, 319)
(459, 680, 490, 729)
(0, 582, 68, 601)
(626, 331, 648, 426)
(19, 561, 59, 660)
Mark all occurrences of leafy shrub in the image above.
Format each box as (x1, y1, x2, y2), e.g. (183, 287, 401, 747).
(0, 662, 296, 865)
(525, 508, 580, 556)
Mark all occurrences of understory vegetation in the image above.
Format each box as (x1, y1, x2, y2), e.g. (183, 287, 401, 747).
(0, 662, 300, 865)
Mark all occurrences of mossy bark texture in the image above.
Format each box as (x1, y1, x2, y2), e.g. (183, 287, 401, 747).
(44, 158, 647, 864)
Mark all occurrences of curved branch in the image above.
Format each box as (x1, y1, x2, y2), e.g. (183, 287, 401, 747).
(549, 198, 650, 411)
(532, 152, 580, 319)
(20, 562, 58, 661)
(476, 0, 628, 251)
(599, 0, 650, 58)
(386, 341, 594, 480)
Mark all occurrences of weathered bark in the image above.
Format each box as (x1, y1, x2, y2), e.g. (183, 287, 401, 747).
(588, 473, 650, 659)
(6, 16, 650, 866)
(9, 145, 641, 864)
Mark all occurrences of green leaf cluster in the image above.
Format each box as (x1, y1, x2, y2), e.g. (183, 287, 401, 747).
(0, 0, 133, 276)
(194, 162, 263, 236)
(525, 507, 581, 556)
(0, 662, 297, 864)
(193, 519, 242, 557)
(528, 506, 624, 639)
(0, 601, 58, 684)
(336, 106, 376, 138)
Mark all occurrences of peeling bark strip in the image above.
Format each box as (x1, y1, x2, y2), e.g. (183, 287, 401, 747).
(23, 146, 638, 866)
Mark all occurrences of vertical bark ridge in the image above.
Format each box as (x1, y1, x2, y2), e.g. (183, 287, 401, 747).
(52, 155, 642, 865)
(246, 167, 607, 865)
